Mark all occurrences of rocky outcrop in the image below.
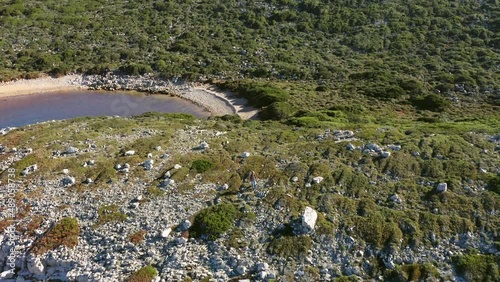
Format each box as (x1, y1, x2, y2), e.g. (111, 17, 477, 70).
(302, 206, 318, 232)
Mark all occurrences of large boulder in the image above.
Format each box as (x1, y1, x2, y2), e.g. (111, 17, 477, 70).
(436, 182, 447, 193)
(62, 176, 76, 187)
(302, 206, 318, 231)
(143, 159, 154, 171)
(381, 151, 391, 158)
(161, 228, 172, 238)
(198, 141, 209, 150)
(312, 176, 324, 184)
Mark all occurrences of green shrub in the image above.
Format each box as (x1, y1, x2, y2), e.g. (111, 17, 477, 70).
(32, 217, 80, 255)
(191, 203, 237, 240)
(147, 186, 165, 198)
(95, 205, 127, 227)
(487, 175, 500, 195)
(126, 265, 158, 282)
(288, 116, 323, 128)
(170, 167, 190, 182)
(191, 159, 215, 173)
(259, 102, 297, 120)
(411, 94, 450, 112)
(387, 263, 440, 282)
(267, 235, 312, 259)
(218, 80, 289, 107)
(453, 252, 499, 282)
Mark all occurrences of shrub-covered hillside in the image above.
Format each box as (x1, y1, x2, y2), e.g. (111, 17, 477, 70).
(1, 0, 499, 97)
(0, 112, 498, 281)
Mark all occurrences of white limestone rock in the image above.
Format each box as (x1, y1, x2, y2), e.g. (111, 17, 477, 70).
(291, 176, 299, 182)
(346, 143, 356, 151)
(62, 169, 69, 175)
(389, 144, 402, 151)
(124, 150, 135, 156)
(0, 270, 14, 279)
(161, 228, 172, 238)
(389, 194, 402, 204)
(302, 206, 318, 231)
(235, 265, 247, 275)
(62, 176, 76, 187)
(143, 159, 154, 171)
(381, 151, 391, 158)
(66, 146, 78, 154)
(173, 164, 182, 169)
(160, 178, 175, 188)
(312, 176, 324, 184)
(436, 183, 447, 193)
(241, 152, 251, 158)
(199, 141, 209, 149)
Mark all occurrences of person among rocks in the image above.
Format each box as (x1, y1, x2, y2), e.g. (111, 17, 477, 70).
(247, 170, 258, 189)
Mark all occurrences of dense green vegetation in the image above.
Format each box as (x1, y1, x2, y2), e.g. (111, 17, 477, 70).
(1, 0, 498, 101)
(126, 265, 158, 282)
(453, 252, 500, 282)
(190, 203, 237, 240)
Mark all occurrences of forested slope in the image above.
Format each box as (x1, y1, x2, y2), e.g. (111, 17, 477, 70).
(1, 0, 498, 101)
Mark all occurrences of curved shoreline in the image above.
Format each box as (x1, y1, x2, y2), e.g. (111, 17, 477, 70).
(0, 74, 259, 120)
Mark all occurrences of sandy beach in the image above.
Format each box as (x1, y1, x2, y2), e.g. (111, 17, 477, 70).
(0, 75, 258, 119)
(0, 75, 82, 97)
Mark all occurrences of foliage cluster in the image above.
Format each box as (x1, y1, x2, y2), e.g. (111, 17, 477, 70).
(31, 217, 80, 255)
(126, 265, 158, 282)
(190, 203, 237, 240)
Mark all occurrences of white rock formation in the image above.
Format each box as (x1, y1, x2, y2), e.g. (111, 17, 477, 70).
(312, 176, 324, 184)
(436, 182, 447, 193)
(302, 206, 318, 231)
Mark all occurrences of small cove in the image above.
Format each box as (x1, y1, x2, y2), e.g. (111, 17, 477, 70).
(0, 90, 211, 128)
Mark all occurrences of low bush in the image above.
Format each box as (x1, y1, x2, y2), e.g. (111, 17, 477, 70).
(487, 175, 500, 195)
(126, 265, 158, 282)
(259, 102, 297, 120)
(453, 252, 499, 281)
(267, 235, 312, 259)
(95, 205, 127, 227)
(191, 159, 215, 173)
(387, 263, 440, 281)
(411, 94, 450, 112)
(190, 203, 237, 240)
(218, 80, 289, 107)
(128, 230, 147, 244)
(32, 217, 80, 255)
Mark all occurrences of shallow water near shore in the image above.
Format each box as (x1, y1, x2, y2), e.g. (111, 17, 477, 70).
(0, 90, 210, 128)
